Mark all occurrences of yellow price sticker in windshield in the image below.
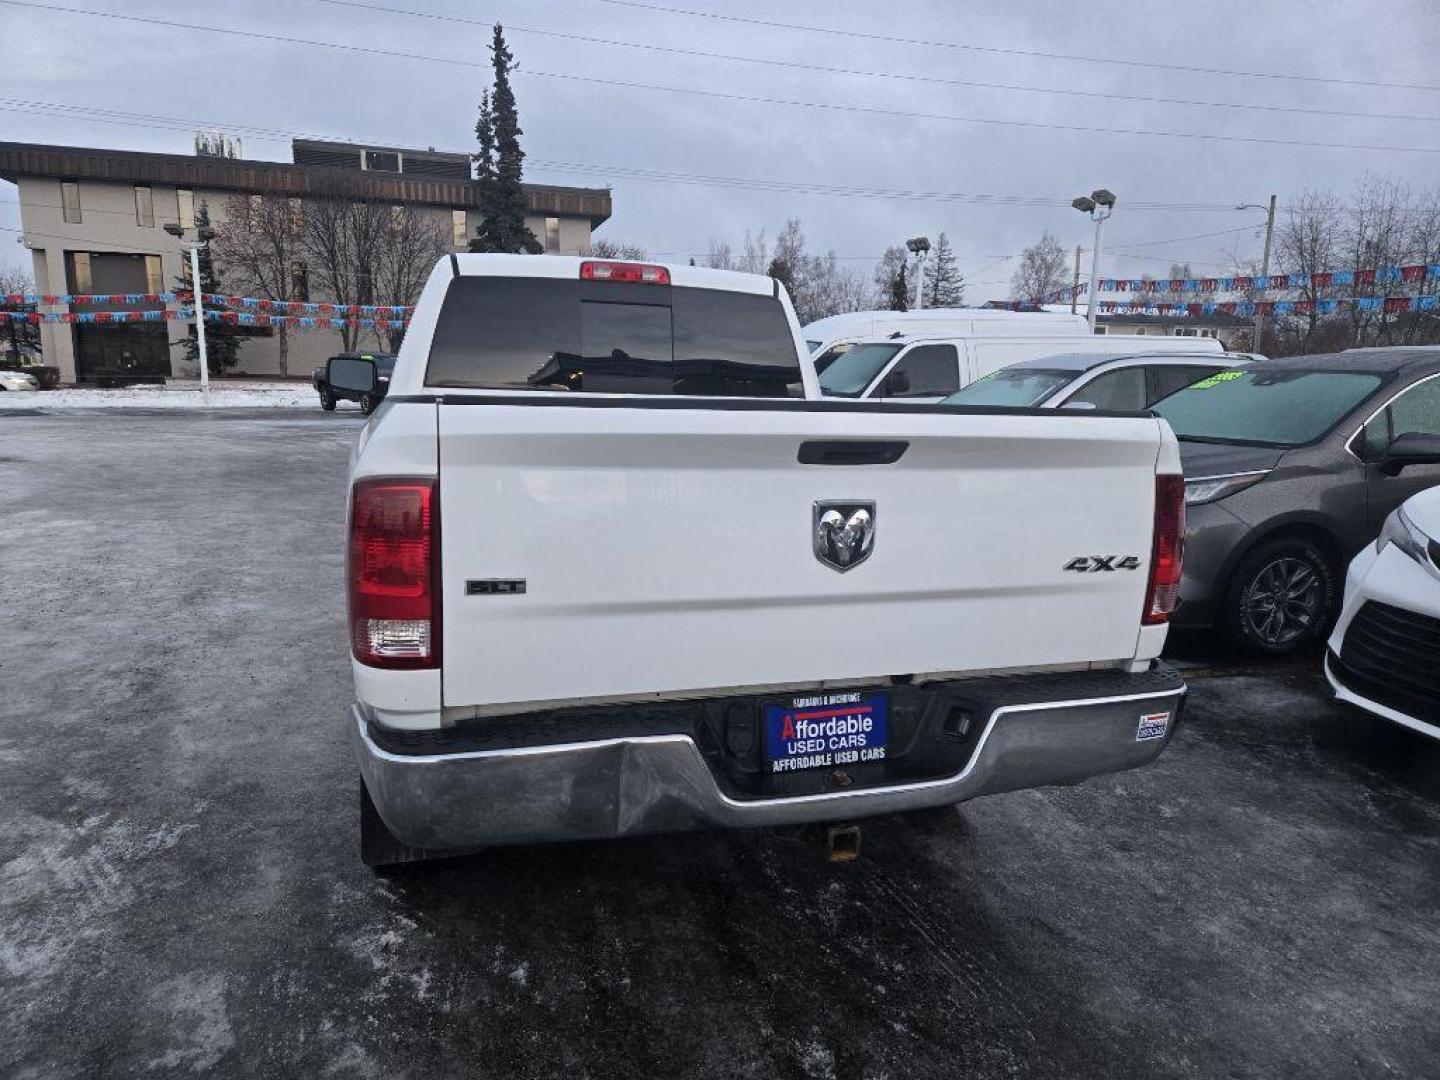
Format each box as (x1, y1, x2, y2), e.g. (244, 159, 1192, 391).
(1189, 370, 1247, 390)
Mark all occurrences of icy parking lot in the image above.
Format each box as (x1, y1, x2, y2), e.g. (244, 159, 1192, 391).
(0, 380, 341, 410)
(2, 410, 1438, 1079)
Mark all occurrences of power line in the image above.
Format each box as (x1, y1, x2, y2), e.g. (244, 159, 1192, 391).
(3, 1, 1439, 156)
(0, 98, 1274, 214)
(309, 0, 1440, 126)
(590, 0, 1440, 95)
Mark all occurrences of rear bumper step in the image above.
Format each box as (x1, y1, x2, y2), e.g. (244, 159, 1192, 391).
(351, 664, 1186, 849)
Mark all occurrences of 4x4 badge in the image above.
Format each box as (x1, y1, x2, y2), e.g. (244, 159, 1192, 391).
(1063, 555, 1142, 572)
(814, 502, 876, 572)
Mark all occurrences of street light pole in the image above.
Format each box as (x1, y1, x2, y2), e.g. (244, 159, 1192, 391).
(906, 236, 931, 311)
(188, 242, 210, 394)
(1071, 245, 1082, 315)
(1072, 190, 1116, 333)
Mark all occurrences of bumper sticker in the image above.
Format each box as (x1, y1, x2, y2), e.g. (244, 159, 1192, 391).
(1136, 711, 1171, 742)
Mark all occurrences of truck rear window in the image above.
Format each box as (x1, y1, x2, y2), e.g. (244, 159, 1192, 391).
(425, 277, 801, 396)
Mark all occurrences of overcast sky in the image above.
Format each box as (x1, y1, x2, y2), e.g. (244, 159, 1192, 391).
(2, 0, 1438, 300)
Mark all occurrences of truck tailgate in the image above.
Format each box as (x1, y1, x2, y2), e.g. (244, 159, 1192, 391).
(438, 402, 1162, 710)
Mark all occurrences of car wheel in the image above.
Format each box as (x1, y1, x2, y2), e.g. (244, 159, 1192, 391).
(359, 393, 377, 416)
(319, 387, 336, 411)
(1223, 537, 1337, 657)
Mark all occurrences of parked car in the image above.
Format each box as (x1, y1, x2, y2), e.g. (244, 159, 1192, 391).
(313, 352, 396, 414)
(817, 332, 1223, 403)
(938, 351, 1253, 411)
(805, 308, 1090, 372)
(0, 369, 40, 391)
(1152, 347, 1440, 655)
(345, 254, 1188, 869)
(0, 361, 60, 389)
(1325, 485, 1440, 740)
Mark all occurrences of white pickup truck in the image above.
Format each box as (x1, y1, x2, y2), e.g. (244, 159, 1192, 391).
(346, 254, 1188, 868)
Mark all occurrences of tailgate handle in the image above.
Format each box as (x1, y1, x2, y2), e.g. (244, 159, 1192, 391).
(797, 440, 908, 466)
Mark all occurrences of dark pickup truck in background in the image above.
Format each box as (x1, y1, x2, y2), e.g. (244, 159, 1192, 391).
(312, 352, 397, 414)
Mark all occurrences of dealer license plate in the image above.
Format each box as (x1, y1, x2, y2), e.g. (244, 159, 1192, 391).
(764, 691, 888, 773)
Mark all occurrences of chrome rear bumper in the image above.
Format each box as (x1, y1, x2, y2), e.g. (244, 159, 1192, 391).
(351, 669, 1186, 849)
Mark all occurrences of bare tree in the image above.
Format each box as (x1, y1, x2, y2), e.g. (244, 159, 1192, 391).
(0, 265, 44, 367)
(589, 238, 651, 260)
(217, 193, 304, 376)
(301, 180, 392, 352)
(371, 207, 451, 352)
(1010, 231, 1068, 304)
(703, 239, 734, 270)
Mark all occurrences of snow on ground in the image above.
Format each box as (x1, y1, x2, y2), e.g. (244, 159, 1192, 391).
(0, 381, 348, 410)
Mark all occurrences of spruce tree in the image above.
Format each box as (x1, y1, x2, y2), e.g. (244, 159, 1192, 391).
(172, 201, 243, 376)
(471, 25, 541, 254)
(925, 231, 965, 308)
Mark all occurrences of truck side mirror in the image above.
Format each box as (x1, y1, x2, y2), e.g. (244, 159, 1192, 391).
(328, 356, 377, 395)
(883, 369, 910, 397)
(1380, 431, 1440, 476)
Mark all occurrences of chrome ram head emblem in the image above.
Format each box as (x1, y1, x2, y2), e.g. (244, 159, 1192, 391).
(813, 502, 876, 572)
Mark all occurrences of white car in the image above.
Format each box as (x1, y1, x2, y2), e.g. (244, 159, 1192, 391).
(1325, 484, 1440, 739)
(346, 254, 1188, 868)
(816, 332, 1224, 404)
(938, 352, 1256, 411)
(0, 369, 40, 391)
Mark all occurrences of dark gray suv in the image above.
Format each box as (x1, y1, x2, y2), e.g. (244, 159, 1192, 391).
(1152, 348, 1440, 655)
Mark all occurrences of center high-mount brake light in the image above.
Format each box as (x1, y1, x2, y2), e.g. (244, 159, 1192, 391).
(580, 260, 671, 285)
(1143, 474, 1186, 626)
(348, 477, 440, 669)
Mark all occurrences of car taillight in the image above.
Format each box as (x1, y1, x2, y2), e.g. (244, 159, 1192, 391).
(580, 260, 670, 285)
(1143, 474, 1186, 625)
(348, 477, 440, 668)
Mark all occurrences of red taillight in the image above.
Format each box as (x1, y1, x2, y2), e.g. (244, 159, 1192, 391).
(348, 477, 440, 669)
(580, 260, 670, 285)
(1143, 474, 1186, 625)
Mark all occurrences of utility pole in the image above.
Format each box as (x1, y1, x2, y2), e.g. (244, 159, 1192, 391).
(1253, 194, 1277, 353)
(1071, 245, 1082, 315)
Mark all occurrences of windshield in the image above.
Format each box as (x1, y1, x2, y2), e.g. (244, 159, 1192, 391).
(1153, 369, 1383, 446)
(940, 368, 1075, 408)
(817, 343, 902, 397)
(811, 342, 855, 375)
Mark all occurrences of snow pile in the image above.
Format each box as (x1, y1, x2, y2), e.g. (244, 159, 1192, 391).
(0, 381, 350, 410)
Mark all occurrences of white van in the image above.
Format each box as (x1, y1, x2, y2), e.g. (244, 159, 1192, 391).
(816, 332, 1225, 402)
(805, 308, 1089, 372)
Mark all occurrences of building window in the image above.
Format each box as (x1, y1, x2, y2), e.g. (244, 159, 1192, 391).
(61, 181, 82, 224)
(452, 209, 468, 248)
(133, 185, 154, 228)
(68, 251, 93, 294)
(177, 188, 195, 230)
(291, 260, 309, 302)
(145, 255, 163, 294)
(289, 198, 304, 237)
(1174, 326, 1198, 337)
(363, 150, 401, 173)
(545, 216, 560, 254)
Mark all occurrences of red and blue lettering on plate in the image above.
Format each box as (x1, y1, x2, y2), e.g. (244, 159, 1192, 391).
(764, 693, 889, 772)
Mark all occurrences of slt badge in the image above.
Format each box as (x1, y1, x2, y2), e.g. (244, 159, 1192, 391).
(814, 501, 876, 572)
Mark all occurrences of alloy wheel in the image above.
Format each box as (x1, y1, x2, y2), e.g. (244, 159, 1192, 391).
(1240, 556, 1323, 646)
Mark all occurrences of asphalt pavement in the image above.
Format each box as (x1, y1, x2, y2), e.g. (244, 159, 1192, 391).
(2, 409, 1438, 1079)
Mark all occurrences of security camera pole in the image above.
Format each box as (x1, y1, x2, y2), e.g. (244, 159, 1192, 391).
(1071, 190, 1116, 332)
(164, 221, 217, 393)
(906, 236, 931, 309)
